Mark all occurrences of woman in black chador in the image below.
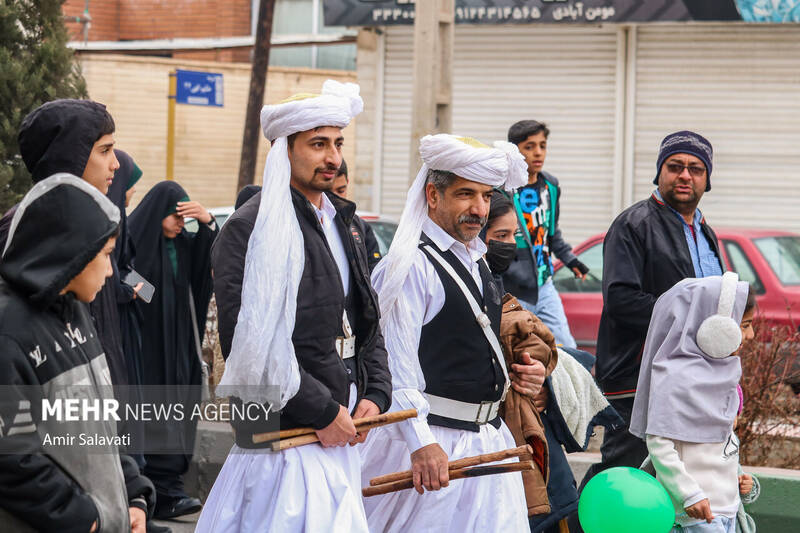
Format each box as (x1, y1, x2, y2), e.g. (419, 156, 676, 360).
(128, 180, 217, 519)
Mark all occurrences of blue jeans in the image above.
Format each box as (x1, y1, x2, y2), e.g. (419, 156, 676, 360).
(519, 278, 576, 349)
(672, 516, 735, 533)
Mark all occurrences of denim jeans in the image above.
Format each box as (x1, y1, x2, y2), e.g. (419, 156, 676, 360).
(672, 516, 735, 533)
(519, 278, 577, 349)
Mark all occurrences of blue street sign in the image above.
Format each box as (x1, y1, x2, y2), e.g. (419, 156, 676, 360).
(175, 70, 224, 107)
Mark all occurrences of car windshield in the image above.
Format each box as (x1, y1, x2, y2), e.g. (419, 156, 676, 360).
(754, 236, 800, 286)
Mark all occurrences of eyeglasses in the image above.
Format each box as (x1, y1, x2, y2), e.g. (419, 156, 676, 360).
(665, 162, 706, 178)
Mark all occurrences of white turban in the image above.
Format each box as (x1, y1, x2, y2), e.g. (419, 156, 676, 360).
(376, 134, 528, 391)
(218, 80, 363, 407)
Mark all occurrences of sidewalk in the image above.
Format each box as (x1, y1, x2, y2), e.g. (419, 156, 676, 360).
(151, 512, 200, 533)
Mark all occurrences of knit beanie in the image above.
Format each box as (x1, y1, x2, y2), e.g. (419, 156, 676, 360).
(653, 130, 713, 191)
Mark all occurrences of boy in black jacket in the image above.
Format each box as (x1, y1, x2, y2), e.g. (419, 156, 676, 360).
(0, 175, 154, 532)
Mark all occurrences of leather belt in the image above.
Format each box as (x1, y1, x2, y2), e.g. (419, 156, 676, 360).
(337, 309, 355, 359)
(336, 336, 355, 359)
(424, 393, 501, 425)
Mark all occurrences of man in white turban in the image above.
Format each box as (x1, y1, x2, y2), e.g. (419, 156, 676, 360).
(195, 80, 392, 532)
(360, 134, 544, 531)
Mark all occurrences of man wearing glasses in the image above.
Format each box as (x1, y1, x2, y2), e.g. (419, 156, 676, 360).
(580, 131, 724, 490)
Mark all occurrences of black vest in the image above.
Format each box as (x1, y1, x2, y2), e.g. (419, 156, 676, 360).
(418, 234, 505, 432)
(230, 190, 385, 447)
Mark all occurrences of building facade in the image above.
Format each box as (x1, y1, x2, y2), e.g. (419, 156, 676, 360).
(355, 22, 800, 244)
(63, 0, 356, 68)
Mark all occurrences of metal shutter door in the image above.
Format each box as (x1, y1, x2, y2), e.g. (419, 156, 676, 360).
(380, 25, 621, 244)
(633, 24, 800, 233)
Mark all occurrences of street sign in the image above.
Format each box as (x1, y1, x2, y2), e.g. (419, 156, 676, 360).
(175, 69, 224, 107)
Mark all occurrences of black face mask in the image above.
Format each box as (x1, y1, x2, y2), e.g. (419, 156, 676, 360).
(486, 239, 517, 274)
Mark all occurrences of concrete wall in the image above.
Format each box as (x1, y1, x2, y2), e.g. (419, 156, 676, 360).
(79, 54, 358, 211)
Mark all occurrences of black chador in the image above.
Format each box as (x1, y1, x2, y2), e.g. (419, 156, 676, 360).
(127, 180, 216, 502)
(88, 150, 143, 457)
(89, 149, 135, 389)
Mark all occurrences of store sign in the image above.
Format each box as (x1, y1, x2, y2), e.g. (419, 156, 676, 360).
(324, 0, 800, 26)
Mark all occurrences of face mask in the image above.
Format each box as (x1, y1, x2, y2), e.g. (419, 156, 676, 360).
(486, 239, 517, 274)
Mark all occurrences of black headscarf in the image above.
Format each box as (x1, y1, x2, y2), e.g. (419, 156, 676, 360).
(18, 99, 114, 182)
(109, 151, 147, 452)
(88, 149, 137, 389)
(127, 181, 216, 469)
(127, 181, 216, 386)
(107, 149, 135, 265)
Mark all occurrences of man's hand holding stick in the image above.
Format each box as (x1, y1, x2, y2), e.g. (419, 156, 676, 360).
(363, 445, 534, 497)
(251, 408, 418, 451)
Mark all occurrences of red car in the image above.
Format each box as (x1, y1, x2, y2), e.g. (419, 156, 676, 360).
(552, 229, 800, 353)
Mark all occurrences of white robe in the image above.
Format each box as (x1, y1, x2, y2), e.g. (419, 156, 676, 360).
(362, 218, 529, 532)
(196, 442, 368, 533)
(360, 421, 528, 532)
(197, 383, 366, 533)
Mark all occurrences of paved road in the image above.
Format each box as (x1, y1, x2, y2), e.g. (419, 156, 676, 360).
(152, 511, 200, 533)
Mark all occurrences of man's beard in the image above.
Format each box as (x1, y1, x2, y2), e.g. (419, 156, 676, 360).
(454, 214, 487, 242)
(663, 185, 699, 210)
(309, 165, 339, 191)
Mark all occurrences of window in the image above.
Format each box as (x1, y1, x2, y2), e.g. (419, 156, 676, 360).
(754, 236, 800, 286)
(366, 220, 398, 256)
(268, 0, 356, 71)
(269, 0, 314, 69)
(722, 240, 765, 294)
(552, 242, 603, 293)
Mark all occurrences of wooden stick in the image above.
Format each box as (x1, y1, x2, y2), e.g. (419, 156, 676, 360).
(254, 409, 418, 450)
(252, 408, 417, 445)
(368, 444, 532, 486)
(269, 415, 405, 451)
(362, 460, 534, 497)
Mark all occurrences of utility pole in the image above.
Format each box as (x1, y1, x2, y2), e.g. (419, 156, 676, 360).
(408, 0, 454, 183)
(166, 71, 176, 180)
(238, 0, 276, 190)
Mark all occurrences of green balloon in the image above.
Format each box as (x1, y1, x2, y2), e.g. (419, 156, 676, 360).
(579, 466, 674, 533)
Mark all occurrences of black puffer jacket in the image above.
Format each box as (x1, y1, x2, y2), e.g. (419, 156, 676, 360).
(595, 193, 722, 395)
(212, 189, 391, 442)
(0, 176, 154, 532)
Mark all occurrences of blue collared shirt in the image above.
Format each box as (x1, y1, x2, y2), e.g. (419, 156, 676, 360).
(654, 190, 722, 278)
